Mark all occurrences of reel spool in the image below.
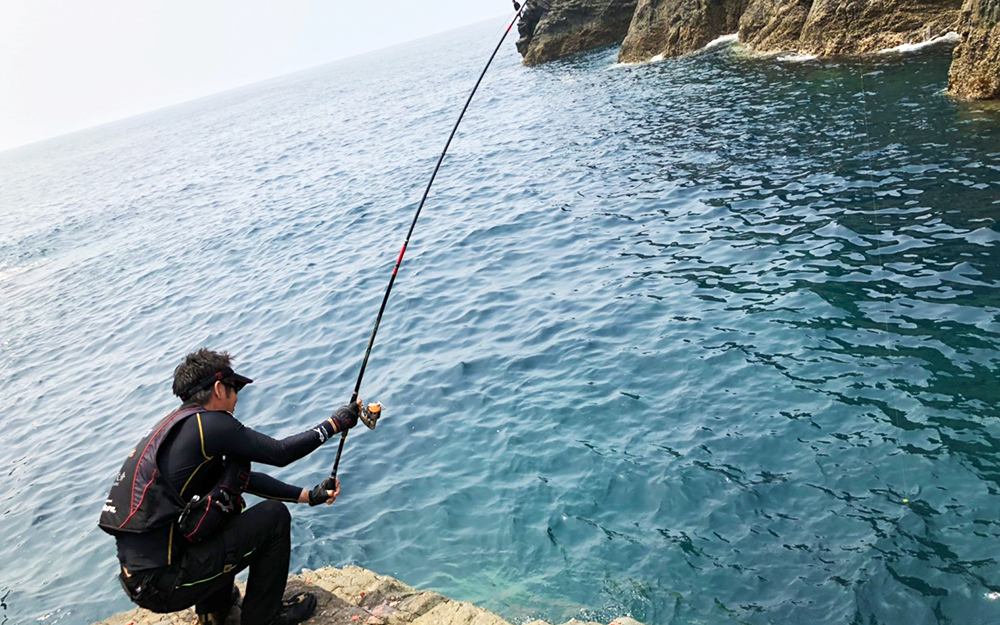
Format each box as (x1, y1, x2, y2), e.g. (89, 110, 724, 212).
(360, 402, 383, 430)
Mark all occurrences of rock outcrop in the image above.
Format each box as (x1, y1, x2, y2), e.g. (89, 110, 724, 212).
(949, 0, 1000, 98)
(521, 0, 962, 64)
(516, 0, 639, 66)
(618, 0, 750, 63)
(739, 0, 964, 55)
(785, 0, 962, 55)
(91, 566, 645, 625)
(515, 0, 999, 101)
(738, 0, 814, 53)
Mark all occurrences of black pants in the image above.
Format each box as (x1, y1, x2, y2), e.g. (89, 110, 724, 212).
(122, 501, 291, 625)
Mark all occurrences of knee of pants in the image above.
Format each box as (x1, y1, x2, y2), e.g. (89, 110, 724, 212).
(258, 499, 291, 530)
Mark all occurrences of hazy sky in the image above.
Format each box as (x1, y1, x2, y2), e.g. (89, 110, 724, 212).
(0, 0, 510, 152)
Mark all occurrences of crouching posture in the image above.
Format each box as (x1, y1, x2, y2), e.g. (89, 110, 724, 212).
(99, 349, 360, 625)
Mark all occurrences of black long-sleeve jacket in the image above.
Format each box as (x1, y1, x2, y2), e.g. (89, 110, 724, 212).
(115, 407, 335, 570)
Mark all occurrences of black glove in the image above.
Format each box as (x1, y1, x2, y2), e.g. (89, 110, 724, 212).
(308, 477, 337, 506)
(329, 402, 360, 433)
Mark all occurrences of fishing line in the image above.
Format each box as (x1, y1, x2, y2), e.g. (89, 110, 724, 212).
(325, 2, 530, 486)
(855, 50, 912, 504)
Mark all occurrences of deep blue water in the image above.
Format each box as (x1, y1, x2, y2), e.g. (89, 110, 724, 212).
(3, 19, 1000, 625)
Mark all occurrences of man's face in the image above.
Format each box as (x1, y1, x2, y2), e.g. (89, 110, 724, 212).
(222, 383, 239, 412)
(211, 380, 239, 412)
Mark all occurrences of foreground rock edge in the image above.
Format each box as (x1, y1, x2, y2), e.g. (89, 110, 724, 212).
(91, 565, 645, 625)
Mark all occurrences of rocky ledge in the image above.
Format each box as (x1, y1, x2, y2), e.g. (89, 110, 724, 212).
(91, 566, 644, 625)
(515, 0, 1000, 100)
(517, 0, 640, 66)
(737, 0, 963, 58)
(949, 0, 1000, 98)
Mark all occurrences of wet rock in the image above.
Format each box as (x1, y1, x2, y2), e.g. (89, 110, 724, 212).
(618, 0, 750, 63)
(518, 0, 969, 65)
(738, 0, 816, 52)
(793, 0, 963, 56)
(516, 0, 639, 66)
(740, 0, 964, 55)
(90, 566, 645, 625)
(949, 0, 1000, 98)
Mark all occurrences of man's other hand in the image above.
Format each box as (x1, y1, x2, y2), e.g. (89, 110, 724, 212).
(302, 477, 341, 506)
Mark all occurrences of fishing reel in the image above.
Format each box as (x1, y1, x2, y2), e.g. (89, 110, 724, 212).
(360, 401, 383, 430)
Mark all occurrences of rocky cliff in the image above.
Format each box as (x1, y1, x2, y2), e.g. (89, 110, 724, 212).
(516, 0, 639, 65)
(949, 0, 1000, 98)
(618, 0, 750, 62)
(520, 0, 963, 63)
(741, 0, 963, 55)
(514, 0, 999, 101)
(91, 566, 645, 625)
(737, 0, 814, 53)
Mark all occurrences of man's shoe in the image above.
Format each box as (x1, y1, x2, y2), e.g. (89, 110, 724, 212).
(270, 592, 317, 625)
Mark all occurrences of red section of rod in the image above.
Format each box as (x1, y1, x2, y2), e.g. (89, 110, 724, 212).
(392, 244, 407, 276)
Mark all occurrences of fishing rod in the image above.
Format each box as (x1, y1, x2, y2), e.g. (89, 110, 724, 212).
(322, 1, 530, 488)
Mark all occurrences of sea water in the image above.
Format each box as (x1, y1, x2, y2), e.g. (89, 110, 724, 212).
(2, 18, 1000, 625)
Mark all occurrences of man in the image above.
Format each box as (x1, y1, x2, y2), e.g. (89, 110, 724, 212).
(99, 348, 361, 625)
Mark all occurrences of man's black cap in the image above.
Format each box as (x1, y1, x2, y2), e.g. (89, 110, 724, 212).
(178, 366, 253, 401)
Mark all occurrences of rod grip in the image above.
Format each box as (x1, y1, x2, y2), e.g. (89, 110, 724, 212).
(330, 431, 348, 481)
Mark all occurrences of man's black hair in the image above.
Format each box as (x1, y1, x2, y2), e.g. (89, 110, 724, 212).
(173, 348, 233, 406)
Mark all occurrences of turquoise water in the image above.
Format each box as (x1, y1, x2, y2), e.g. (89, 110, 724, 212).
(2, 19, 1000, 625)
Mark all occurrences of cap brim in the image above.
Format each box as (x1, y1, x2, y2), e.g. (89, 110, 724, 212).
(230, 372, 253, 389)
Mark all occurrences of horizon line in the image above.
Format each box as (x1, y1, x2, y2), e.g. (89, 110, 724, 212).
(0, 13, 510, 156)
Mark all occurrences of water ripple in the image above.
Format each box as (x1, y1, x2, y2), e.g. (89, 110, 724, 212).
(1, 24, 1000, 625)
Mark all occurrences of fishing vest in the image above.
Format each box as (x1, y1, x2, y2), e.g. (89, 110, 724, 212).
(97, 407, 202, 536)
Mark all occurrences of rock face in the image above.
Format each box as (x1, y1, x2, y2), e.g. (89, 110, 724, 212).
(738, 0, 814, 53)
(739, 0, 963, 55)
(91, 566, 646, 625)
(514, 0, 999, 100)
(516, 0, 640, 66)
(618, 0, 750, 63)
(793, 0, 962, 55)
(949, 0, 1000, 98)
(518, 0, 963, 63)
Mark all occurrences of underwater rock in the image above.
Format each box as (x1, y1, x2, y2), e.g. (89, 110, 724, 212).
(618, 0, 750, 63)
(516, 0, 639, 66)
(948, 0, 1000, 99)
(90, 565, 647, 625)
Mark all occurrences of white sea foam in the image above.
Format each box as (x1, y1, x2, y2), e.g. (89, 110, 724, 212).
(609, 34, 737, 68)
(608, 53, 664, 69)
(776, 53, 819, 63)
(878, 32, 961, 54)
(704, 33, 738, 50)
